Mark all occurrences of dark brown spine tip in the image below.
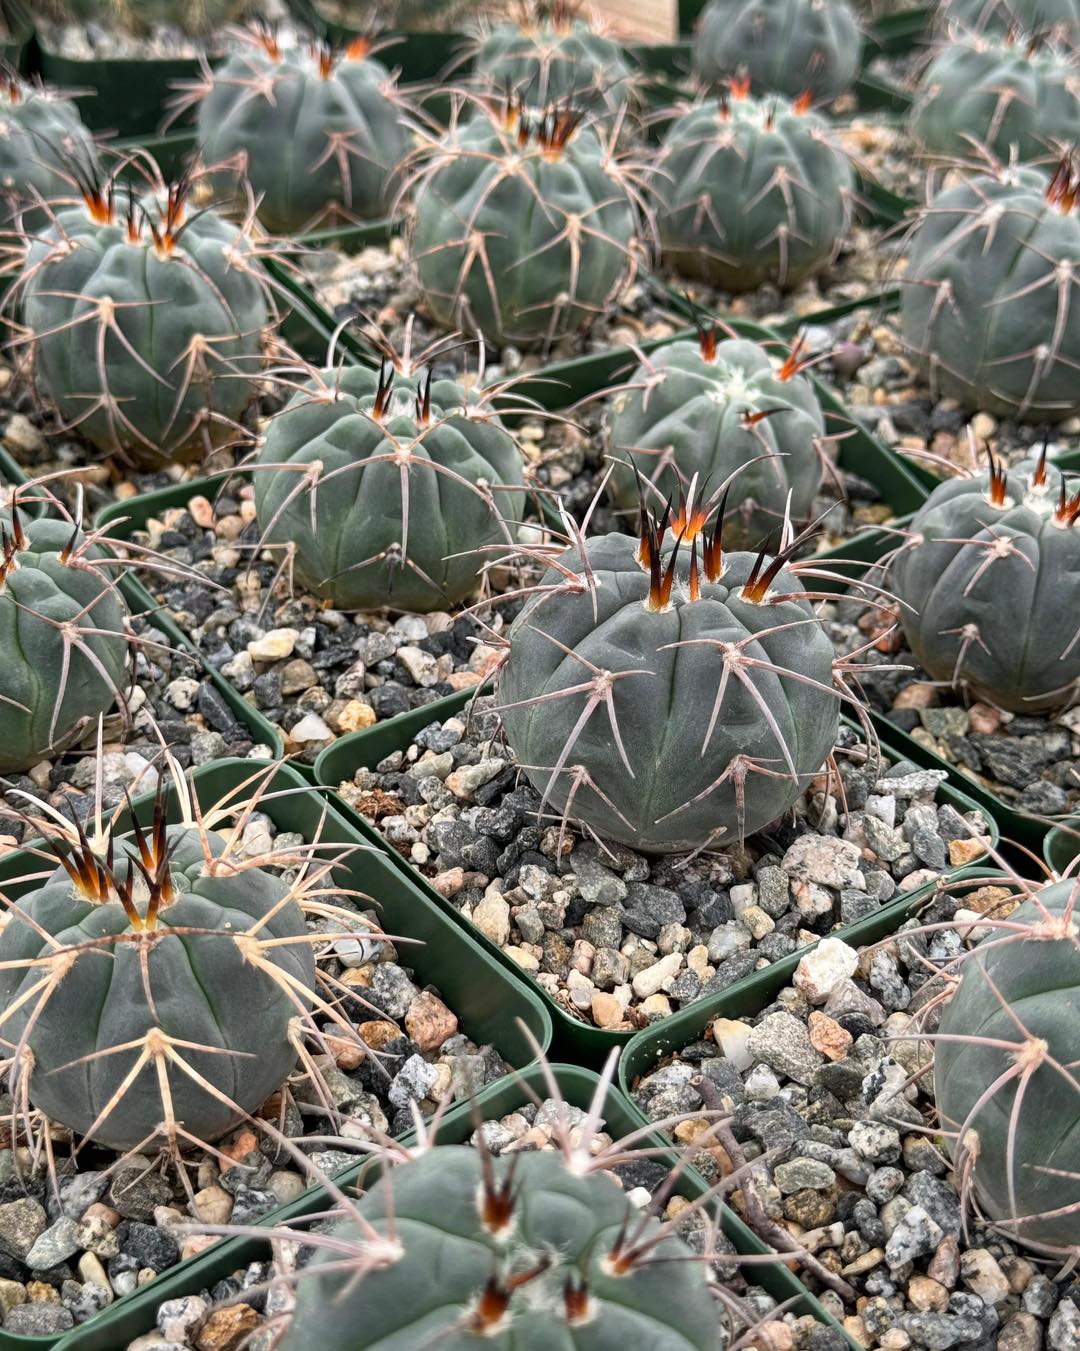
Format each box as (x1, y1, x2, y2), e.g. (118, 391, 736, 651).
(1047, 154, 1079, 212)
(467, 1277, 512, 1333)
(415, 368, 433, 426)
(255, 23, 281, 61)
(479, 1159, 517, 1236)
(688, 536, 701, 601)
(59, 520, 80, 565)
(697, 321, 718, 363)
(313, 43, 334, 79)
(729, 74, 751, 100)
(987, 450, 1008, 507)
(742, 534, 797, 604)
(372, 360, 394, 420)
(1055, 480, 1080, 526)
(1033, 438, 1050, 487)
(778, 333, 811, 382)
(703, 486, 727, 583)
(8, 500, 25, 552)
(564, 1274, 590, 1326)
(648, 531, 681, 612)
(794, 89, 813, 114)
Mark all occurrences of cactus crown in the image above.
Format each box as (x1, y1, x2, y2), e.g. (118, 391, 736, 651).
(0, 759, 380, 1166)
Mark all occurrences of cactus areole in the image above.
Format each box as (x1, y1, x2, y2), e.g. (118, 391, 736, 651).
(0, 811, 316, 1153)
(279, 1145, 719, 1350)
(499, 506, 839, 853)
(934, 880, 1080, 1252)
(889, 456, 1080, 714)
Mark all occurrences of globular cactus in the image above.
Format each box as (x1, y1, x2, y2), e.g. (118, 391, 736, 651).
(653, 88, 854, 292)
(498, 499, 840, 853)
(0, 769, 368, 1156)
(941, 0, 1080, 40)
(40, 0, 250, 35)
(407, 96, 645, 348)
(888, 455, 1080, 714)
(911, 31, 1080, 163)
(13, 162, 274, 466)
(900, 158, 1080, 421)
(0, 69, 97, 222)
(279, 1143, 720, 1350)
(694, 0, 863, 103)
(933, 878, 1080, 1253)
(253, 332, 526, 614)
(606, 328, 826, 550)
(469, 1, 638, 124)
(177, 30, 409, 234)
(0, 491, 129, 774)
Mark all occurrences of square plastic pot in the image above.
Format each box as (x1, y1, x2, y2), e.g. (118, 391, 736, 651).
(53, 1059, 852, 1351)
(0, 755, 551, 1350)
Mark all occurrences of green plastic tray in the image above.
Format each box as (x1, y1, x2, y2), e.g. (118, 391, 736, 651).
(54, 1060, 850, 1351)
(94, 491, 286, 766)
(313, 681, 997, 1064)
(0, 755, 550, 1351)
(34, 47, 207, 138)
(1043, 819, 1079, 874)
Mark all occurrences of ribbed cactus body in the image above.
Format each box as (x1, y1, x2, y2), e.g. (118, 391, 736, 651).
(900, 165, 1080, 420)
(889, 460, 1080, 713)
(607, 336, 825, 549)
(280, 1146, 718, 1351)
(472, 17, 636, 121)
(0, 825, 314, 1152)
(197, 38, 408, 233)
(0, 76, 97, 219)
(0, 509, 128, 772)
(253, 363, 525, 613)
(695, 0, 863, 102)
(22, 188, 271, 464)
(911, 35, 1080, 162)
(499, 531, 838, 853)
(410, 104, 640, 347)
(934, 881, 1080, 1250)
(655, 94, 853, 292)
(943, 0, 1080, 38)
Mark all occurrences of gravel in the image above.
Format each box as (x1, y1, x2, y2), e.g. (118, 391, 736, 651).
(629, 880, 1080, 1351)
(333, 695, 992, 1032)
(0, 812, 506, 1333)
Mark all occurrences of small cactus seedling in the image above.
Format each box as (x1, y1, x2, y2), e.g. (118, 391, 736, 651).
(406, 95, 647, 348)
(694, 0, 863, 103)
(606, 327, 827, 549)
(911, 29, 1080, 163)
(40, 0, 250, 35)
(173, 29, 410, 234)
(0, 485, 130, 773)
(467, 0, 639, 124)
(888, 454, 1080, 714)
(900, 158, 1080, 421)
(252, 326, 526, 614)
(9, 159, 277, 465)
(931, 877, 1080, 1254)
(496, 492, 852, 853)
(942, 0, 1080, 40)
(654, 88, 855, 292)
(0, 68, 97, 223)
(0, 764, 376, 1159)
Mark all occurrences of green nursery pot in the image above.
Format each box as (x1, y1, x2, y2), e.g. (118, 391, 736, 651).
(0, 756, 551, 1351)
(53, 1060, 851, 1351)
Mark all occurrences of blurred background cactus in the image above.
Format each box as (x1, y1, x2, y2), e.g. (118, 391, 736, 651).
(606, 330, 827, 548)
(0, 67, 97, 222)
(694, 0, 863, 102)
(654, 88, 854, 291)
(941, 0, 1080, 40)
(177, 28, 409, 233)
(889, 456, 1080, 713)
(901, 159, 1080, 420)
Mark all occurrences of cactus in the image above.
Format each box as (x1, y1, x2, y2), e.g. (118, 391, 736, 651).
(911, 31, 1080, 163)
(653, 89, 855, 292)
(175, 30, 409, 234)
(13, 161, 275, 466)
(694, 0, 863, 103)
(277, 1142, 720, 1351)
(900, 159, 1080, 421)
(932, 878, 1080, 1252)
(0, 767, 371, 1155)
(888, 455, 1080, 715)
(497, 498, 841, 853)
(606, 328, 827, 550)
(408, 96, 645, 348)
(942, 0, 1080, 40)
(0, 490, 130, 774)
(40, 1, 249, 35)
(252, 331, 526, 614)
(0, 69, 97, 221)
(469, 1, 638, 123)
